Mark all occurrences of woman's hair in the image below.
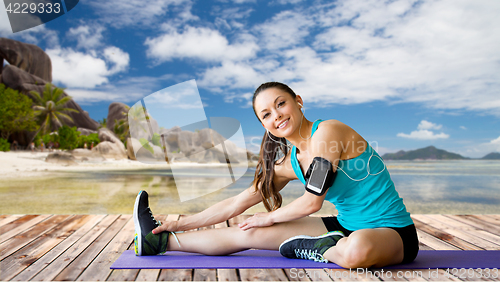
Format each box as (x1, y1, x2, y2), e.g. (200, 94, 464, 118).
(252, 82, 297, 212)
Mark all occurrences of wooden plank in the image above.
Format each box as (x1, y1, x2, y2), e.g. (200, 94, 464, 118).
(76, 216, 135, 281)
(0, 214, 71, 261)
(481, 214, 500, 221)
(0, 214, 52, 244)
(417, 215, 499, 250)
(193, 268, 217, 281)
(135, 269, 160, 281)
(11, 215, 106, 282)
(0, 215, 39, 235)
(412, 217, 482, 250)
(438, 215, 500, 249)
(239, 268, 289, 281)
(107, 269, 139, 281)
(54, 214, 131, 281)
(0, 215, 91, 281)
(157, 269, 193, 281)
(218, 269, 240, 281)
(445, 215, 500, 233)
(0, 214, 23, 228)
(415, 230, 460, 251)
(31, 214, 120, 281)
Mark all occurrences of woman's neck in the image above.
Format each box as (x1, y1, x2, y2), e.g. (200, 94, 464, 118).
(287, 117, 314, 152)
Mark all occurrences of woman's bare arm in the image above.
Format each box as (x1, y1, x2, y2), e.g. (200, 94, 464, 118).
(153, 182, 263, 233)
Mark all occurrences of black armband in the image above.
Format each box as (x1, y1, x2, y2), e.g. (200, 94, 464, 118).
(304, 157, 337, 196)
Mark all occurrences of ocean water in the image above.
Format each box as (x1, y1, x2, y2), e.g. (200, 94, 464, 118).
(0, 160, 499, 215)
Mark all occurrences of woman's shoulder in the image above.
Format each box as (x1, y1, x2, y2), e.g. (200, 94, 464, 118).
(313, 119, 349, 140)
(317, 119, 348, 129)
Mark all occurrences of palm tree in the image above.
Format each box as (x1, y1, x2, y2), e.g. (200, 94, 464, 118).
(29, 83, 79, 138)
(114, 104, 149, 143)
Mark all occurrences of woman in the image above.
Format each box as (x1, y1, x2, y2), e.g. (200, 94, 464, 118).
(133, 82, 419, 268)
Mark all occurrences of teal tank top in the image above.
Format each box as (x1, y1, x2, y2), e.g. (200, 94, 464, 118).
(290, 120, 414, 231)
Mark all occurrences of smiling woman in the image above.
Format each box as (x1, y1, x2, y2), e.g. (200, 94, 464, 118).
(132, 81, 419, 269)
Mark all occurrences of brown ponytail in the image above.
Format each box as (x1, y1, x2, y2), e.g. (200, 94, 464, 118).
(252, 82, 296, 211)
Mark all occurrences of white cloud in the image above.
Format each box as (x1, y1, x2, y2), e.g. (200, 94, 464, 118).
(145, 26, 258, 63)
(491, 136, 500, 145)
(397, 120, 449, 140)
(255, 10, 313, 50)
(65, 74, 176, 104)
(198, 61, 265, 90)
(47, 47, 129, 88)
(460, 126, 467, 130)
(103, 47, 130, 74)
(231, 0, 255, 3)
(272, 0, 306, 4)
(397, 130, 449, 140)
(86, 0, 196, 28)
(417, 120, 442, 131)
(67, 24, 105, 50)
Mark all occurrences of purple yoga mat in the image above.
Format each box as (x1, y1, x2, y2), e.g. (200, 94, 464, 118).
(110, 250, 500, 269)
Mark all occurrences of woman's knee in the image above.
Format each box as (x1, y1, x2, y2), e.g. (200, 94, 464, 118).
(341, 233, 375, 268)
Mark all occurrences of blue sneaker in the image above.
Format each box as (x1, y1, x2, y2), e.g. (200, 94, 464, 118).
(279, 231, 345, 263)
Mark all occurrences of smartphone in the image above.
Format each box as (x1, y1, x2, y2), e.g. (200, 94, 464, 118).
(305, 157, 336, 196)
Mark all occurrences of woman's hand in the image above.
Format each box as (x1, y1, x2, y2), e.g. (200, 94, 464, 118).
(152, 220, 179, 234)
(238, 212, 275, 231)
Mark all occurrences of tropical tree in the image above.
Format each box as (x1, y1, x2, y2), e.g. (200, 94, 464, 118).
(0, 83, 37, 140)
(29, 83, 79, 138)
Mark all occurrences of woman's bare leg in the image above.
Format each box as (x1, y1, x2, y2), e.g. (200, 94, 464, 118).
(323, 228, 404, 268)
(165, 218, 404, 269)
(166, 216, 328, 255)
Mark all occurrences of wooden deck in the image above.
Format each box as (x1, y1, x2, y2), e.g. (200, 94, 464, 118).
(1, 214, 499, 281)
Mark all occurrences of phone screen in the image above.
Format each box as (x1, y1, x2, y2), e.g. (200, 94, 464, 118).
(306, 162, 328, 194)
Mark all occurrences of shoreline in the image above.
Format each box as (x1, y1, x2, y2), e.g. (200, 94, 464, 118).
(0, 151, 254, 179)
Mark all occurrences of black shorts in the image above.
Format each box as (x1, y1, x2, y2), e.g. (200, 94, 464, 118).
(321, 216, 419, 264)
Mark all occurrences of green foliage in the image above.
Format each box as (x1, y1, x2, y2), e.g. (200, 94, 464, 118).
(30, 83, 79, 135)
(139, 138, 154, 154)
(0, 138, 10, 152)
(40, 132, 59, 145)
(98, 118, 107, 129)
(152, 133, 161, 147)
(77, 133, 100, 149)
(0, 83, 37, 140)
(57, 125, 79, 150)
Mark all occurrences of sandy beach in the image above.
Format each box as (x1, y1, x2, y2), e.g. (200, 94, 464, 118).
(0, 150, 230, 179)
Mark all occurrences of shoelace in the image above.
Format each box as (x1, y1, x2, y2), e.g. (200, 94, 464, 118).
(148, 209, 182, 248)
(294, 249, 328, 263)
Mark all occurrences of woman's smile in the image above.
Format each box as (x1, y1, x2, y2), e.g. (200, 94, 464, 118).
(277, 118, 290, 129)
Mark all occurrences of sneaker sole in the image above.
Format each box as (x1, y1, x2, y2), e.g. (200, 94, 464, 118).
(133, 190, 144, 256)
(278, 231, 345, 254)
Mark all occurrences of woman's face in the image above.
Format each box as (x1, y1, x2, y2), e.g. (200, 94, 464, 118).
(253, 87, 302, 138)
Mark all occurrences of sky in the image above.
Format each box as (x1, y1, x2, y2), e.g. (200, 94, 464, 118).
(1, 0, 499, 158)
